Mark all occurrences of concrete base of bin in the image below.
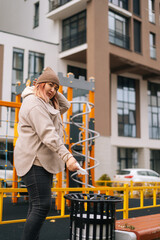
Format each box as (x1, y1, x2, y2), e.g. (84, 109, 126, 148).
(72, 213, 113, 240)
(115, 230, 137, 240)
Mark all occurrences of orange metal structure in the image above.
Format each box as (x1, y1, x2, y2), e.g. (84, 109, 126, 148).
(0, 73, 95, 208)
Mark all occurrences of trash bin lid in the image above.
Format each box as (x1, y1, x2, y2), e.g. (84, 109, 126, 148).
(64, 193, 122, 203)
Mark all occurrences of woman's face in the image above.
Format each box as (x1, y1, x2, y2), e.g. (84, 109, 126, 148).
(44, 82, 59, 99)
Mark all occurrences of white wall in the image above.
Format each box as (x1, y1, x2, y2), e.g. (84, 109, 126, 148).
(95, 136, 117, 180)
(0, 31, 58, 139)
(0, 0, 59, 43)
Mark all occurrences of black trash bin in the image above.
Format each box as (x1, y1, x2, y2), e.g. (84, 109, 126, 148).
(64, 193, 122, 240)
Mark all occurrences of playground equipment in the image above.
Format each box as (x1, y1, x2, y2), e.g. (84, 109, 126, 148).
(69, 100, 99, 188)
(0, 71, 99, 208)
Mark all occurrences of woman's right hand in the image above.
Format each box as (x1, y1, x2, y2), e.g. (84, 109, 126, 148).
(66, 156, 79, 171)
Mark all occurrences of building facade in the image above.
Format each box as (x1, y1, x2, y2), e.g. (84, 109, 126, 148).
(1, 0, 160, 180)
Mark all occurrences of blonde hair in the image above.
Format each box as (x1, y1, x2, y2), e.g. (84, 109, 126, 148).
(34, 83, 49, 103)
(34, 82, 59, 110)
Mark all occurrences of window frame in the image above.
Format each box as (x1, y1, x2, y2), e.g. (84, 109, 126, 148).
(117, 76, 137, 137)
(117, 148, 138, 170)
(33, 1, 39, 28)
(62, 10, 86, 51)
(108, 10, 130, 50)
(11, 48, 24, 127)
(148, 82, 160, 139)
(28, 51, 44, 79)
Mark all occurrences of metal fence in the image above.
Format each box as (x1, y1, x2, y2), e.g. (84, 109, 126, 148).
(1, 183, 160, 224)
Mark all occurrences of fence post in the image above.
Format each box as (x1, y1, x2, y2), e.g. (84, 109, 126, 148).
(140, 188, 144, 208)
(12, 94, 21, 203)
(61, 190, 65, 216)
(123, 184, 129, 219)
(153, 187, 156, 206)
(130, 180, 133, 198)
(0, 191, 3, 223)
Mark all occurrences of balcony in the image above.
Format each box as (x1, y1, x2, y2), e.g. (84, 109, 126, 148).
(49, 0, 72, 11)
(109, 0, 128, 11)
(61, 30, 86, 52)
(109, 29, 130, 50)
(47, 0, 88, 20)
(108, 1, 132, 18)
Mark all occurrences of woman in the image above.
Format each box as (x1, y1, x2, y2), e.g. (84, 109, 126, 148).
(14, 67, 79, 240)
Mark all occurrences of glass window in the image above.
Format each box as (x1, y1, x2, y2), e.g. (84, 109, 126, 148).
(133, 0, 140, 16)
(11, 48, 24, 127)
(28, 51, 44, 79)
(117, 148, 138, 169)
(149, 32, 156, 59)
(134, 20, 141, 53)
(62, 11, 86, 51)
(117, 76, 137, 137)
(108, 11, 130, 50)
(148, 0, 155, 23)
(67, 65, 87, 115)
(0, 141, 13, 165)
(147, 171, 159, 177)
(148, 82, 160, 139)
(137, 171, 147, 176)
(67, 65, 87, 80)
(150, 150, 160, 174)
(34, 2, 39, 28)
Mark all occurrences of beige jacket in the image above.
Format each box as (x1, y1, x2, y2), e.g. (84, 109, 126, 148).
(14, 86, 72, 177)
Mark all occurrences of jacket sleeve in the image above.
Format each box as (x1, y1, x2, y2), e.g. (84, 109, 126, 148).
(27, 105, 72, 162)
(57, 92, 71, 115)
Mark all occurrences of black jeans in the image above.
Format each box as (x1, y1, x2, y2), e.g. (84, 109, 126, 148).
(21, 165, 53, 240)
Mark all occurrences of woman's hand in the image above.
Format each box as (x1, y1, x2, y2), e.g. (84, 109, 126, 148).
(33, 78, 38, 86)
(66, 156, 79, 171)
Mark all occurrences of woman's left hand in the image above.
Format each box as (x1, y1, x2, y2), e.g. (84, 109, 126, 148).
(66, 156, 79, 172)
(33, 78, 37, 86)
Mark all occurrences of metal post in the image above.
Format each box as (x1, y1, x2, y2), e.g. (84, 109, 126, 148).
(85, 103, 89, 188)
(89, 77, 95, 186)
(123, 184, 129, 219)
(12, 94, 21, 203)
(55, 85, 63, 210)
(0, 192, 3, 223)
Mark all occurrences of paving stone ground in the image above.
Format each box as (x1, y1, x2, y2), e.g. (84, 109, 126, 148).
(0, 197, 160, 240)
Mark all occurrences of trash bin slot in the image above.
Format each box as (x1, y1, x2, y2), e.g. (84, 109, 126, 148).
(73, 213, 113, 220)
(72, 221, 114, 240)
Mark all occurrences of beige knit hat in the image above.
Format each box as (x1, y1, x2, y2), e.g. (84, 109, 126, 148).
(37, 67, 60, 87)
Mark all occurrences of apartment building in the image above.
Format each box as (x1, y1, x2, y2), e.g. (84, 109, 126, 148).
(0, 0, 160, 180)
(46, 0, 160, 180)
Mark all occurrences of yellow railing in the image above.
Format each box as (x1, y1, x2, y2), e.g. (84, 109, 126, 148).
(1, 184, 160, 224)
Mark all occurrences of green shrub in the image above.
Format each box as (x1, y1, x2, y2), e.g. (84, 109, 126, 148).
(97, 174, 112, 187)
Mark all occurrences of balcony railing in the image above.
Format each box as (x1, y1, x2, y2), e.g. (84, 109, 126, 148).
(49, 0, 72, 12)
(109, 0, 128, 11)
(61, 30, 86, 51)
(109, 29, 130, 50)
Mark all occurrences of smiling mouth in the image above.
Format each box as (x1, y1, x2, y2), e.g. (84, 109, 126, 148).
(48, 93, 54, 98)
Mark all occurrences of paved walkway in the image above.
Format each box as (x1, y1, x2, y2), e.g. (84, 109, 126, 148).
(1, 197, 160, 240)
